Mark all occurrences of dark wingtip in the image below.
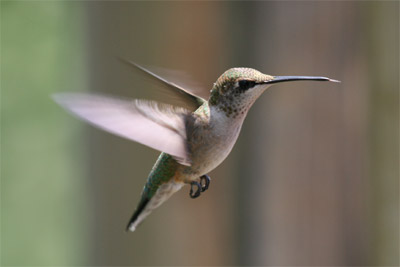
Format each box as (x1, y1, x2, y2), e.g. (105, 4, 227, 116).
(117, 57, 143, 71)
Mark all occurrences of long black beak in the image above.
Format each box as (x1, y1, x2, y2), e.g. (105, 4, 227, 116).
(264, 76, 340, 84)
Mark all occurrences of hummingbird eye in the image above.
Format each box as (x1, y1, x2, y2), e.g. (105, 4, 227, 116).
(238, 80, 256, 91)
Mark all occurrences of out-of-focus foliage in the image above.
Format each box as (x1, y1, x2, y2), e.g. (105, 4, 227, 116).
(1, 2, 88, 266)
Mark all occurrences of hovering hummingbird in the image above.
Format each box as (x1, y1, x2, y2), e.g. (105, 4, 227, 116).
(53, 61, 339, 232)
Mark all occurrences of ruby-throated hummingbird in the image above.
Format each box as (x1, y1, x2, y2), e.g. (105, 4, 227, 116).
(54, 61, 339, 232)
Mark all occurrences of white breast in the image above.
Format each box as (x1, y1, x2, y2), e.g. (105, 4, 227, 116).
(186, 106, 245, 176)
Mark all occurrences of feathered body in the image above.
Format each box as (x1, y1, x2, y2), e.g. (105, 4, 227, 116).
(53, 61, 338, 232)
(128, 104, 238, 230)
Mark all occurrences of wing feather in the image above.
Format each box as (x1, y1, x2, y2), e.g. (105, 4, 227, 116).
(53, 93, 191, 165)
(119, 59, 208, 109)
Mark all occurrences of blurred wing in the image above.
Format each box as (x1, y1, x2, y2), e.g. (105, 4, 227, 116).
(120, 59, 208, 110)
(53, 93, 191, 165)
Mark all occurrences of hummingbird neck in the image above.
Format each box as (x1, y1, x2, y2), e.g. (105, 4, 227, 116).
(208, 82, 254, 119)
(208, 101, 249, 132)
(208, 93, 251, 120)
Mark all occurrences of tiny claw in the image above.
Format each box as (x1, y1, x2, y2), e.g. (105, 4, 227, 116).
(190, 181, 201, 199)
(200, 175, 211, 192)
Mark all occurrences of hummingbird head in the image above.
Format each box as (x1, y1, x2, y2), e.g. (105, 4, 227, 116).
(209, 67, 339, 118)
(209, 68, 275, 118)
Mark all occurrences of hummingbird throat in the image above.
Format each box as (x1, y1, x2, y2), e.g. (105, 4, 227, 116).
(209, 83, 259, 119)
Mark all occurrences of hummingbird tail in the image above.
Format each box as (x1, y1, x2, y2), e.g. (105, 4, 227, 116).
(126, 196, 150, 232)
(126, 181, 184, 232)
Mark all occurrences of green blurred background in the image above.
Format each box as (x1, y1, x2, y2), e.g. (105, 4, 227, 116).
(1, 1, 398, 266)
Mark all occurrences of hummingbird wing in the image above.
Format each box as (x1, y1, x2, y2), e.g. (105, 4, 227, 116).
(53, 93, 191, 165)
(120, 59, 208, 110)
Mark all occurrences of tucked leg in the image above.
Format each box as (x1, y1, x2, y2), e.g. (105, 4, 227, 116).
(190, 181, 201, 199)
(200, 174, 211, 192)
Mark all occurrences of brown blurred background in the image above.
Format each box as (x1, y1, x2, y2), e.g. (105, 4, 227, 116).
(2, 1, 398, 266)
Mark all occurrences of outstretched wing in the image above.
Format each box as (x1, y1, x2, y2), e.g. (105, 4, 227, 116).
(120, 59, 208, 110)
(53, 93, 191, 165)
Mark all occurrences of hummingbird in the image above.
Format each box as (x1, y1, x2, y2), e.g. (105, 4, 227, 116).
(53, 61, 339, 232)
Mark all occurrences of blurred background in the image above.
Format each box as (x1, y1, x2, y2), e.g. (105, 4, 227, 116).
(1, 1, 398, 266)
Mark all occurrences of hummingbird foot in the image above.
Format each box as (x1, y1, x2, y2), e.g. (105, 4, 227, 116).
(190, 181, 201, 198)
(200, 174, 211, 192)
(189, 175, 211, 198)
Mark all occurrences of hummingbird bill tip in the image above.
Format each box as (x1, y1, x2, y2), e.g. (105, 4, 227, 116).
(128, 224, 136, 232)
(328, 78, 341, 83)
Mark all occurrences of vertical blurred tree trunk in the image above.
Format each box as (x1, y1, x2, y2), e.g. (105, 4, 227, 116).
(233, 1, 398, 266)
(85, 2, 233, 265)
(366, 2, 399, 265)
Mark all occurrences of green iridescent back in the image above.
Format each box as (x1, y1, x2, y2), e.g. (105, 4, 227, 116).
(143, 152, 178, 198)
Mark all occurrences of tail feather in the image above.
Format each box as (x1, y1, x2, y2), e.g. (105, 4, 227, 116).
(126, 196, 150, 232)
(126, 181, 184, 232)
